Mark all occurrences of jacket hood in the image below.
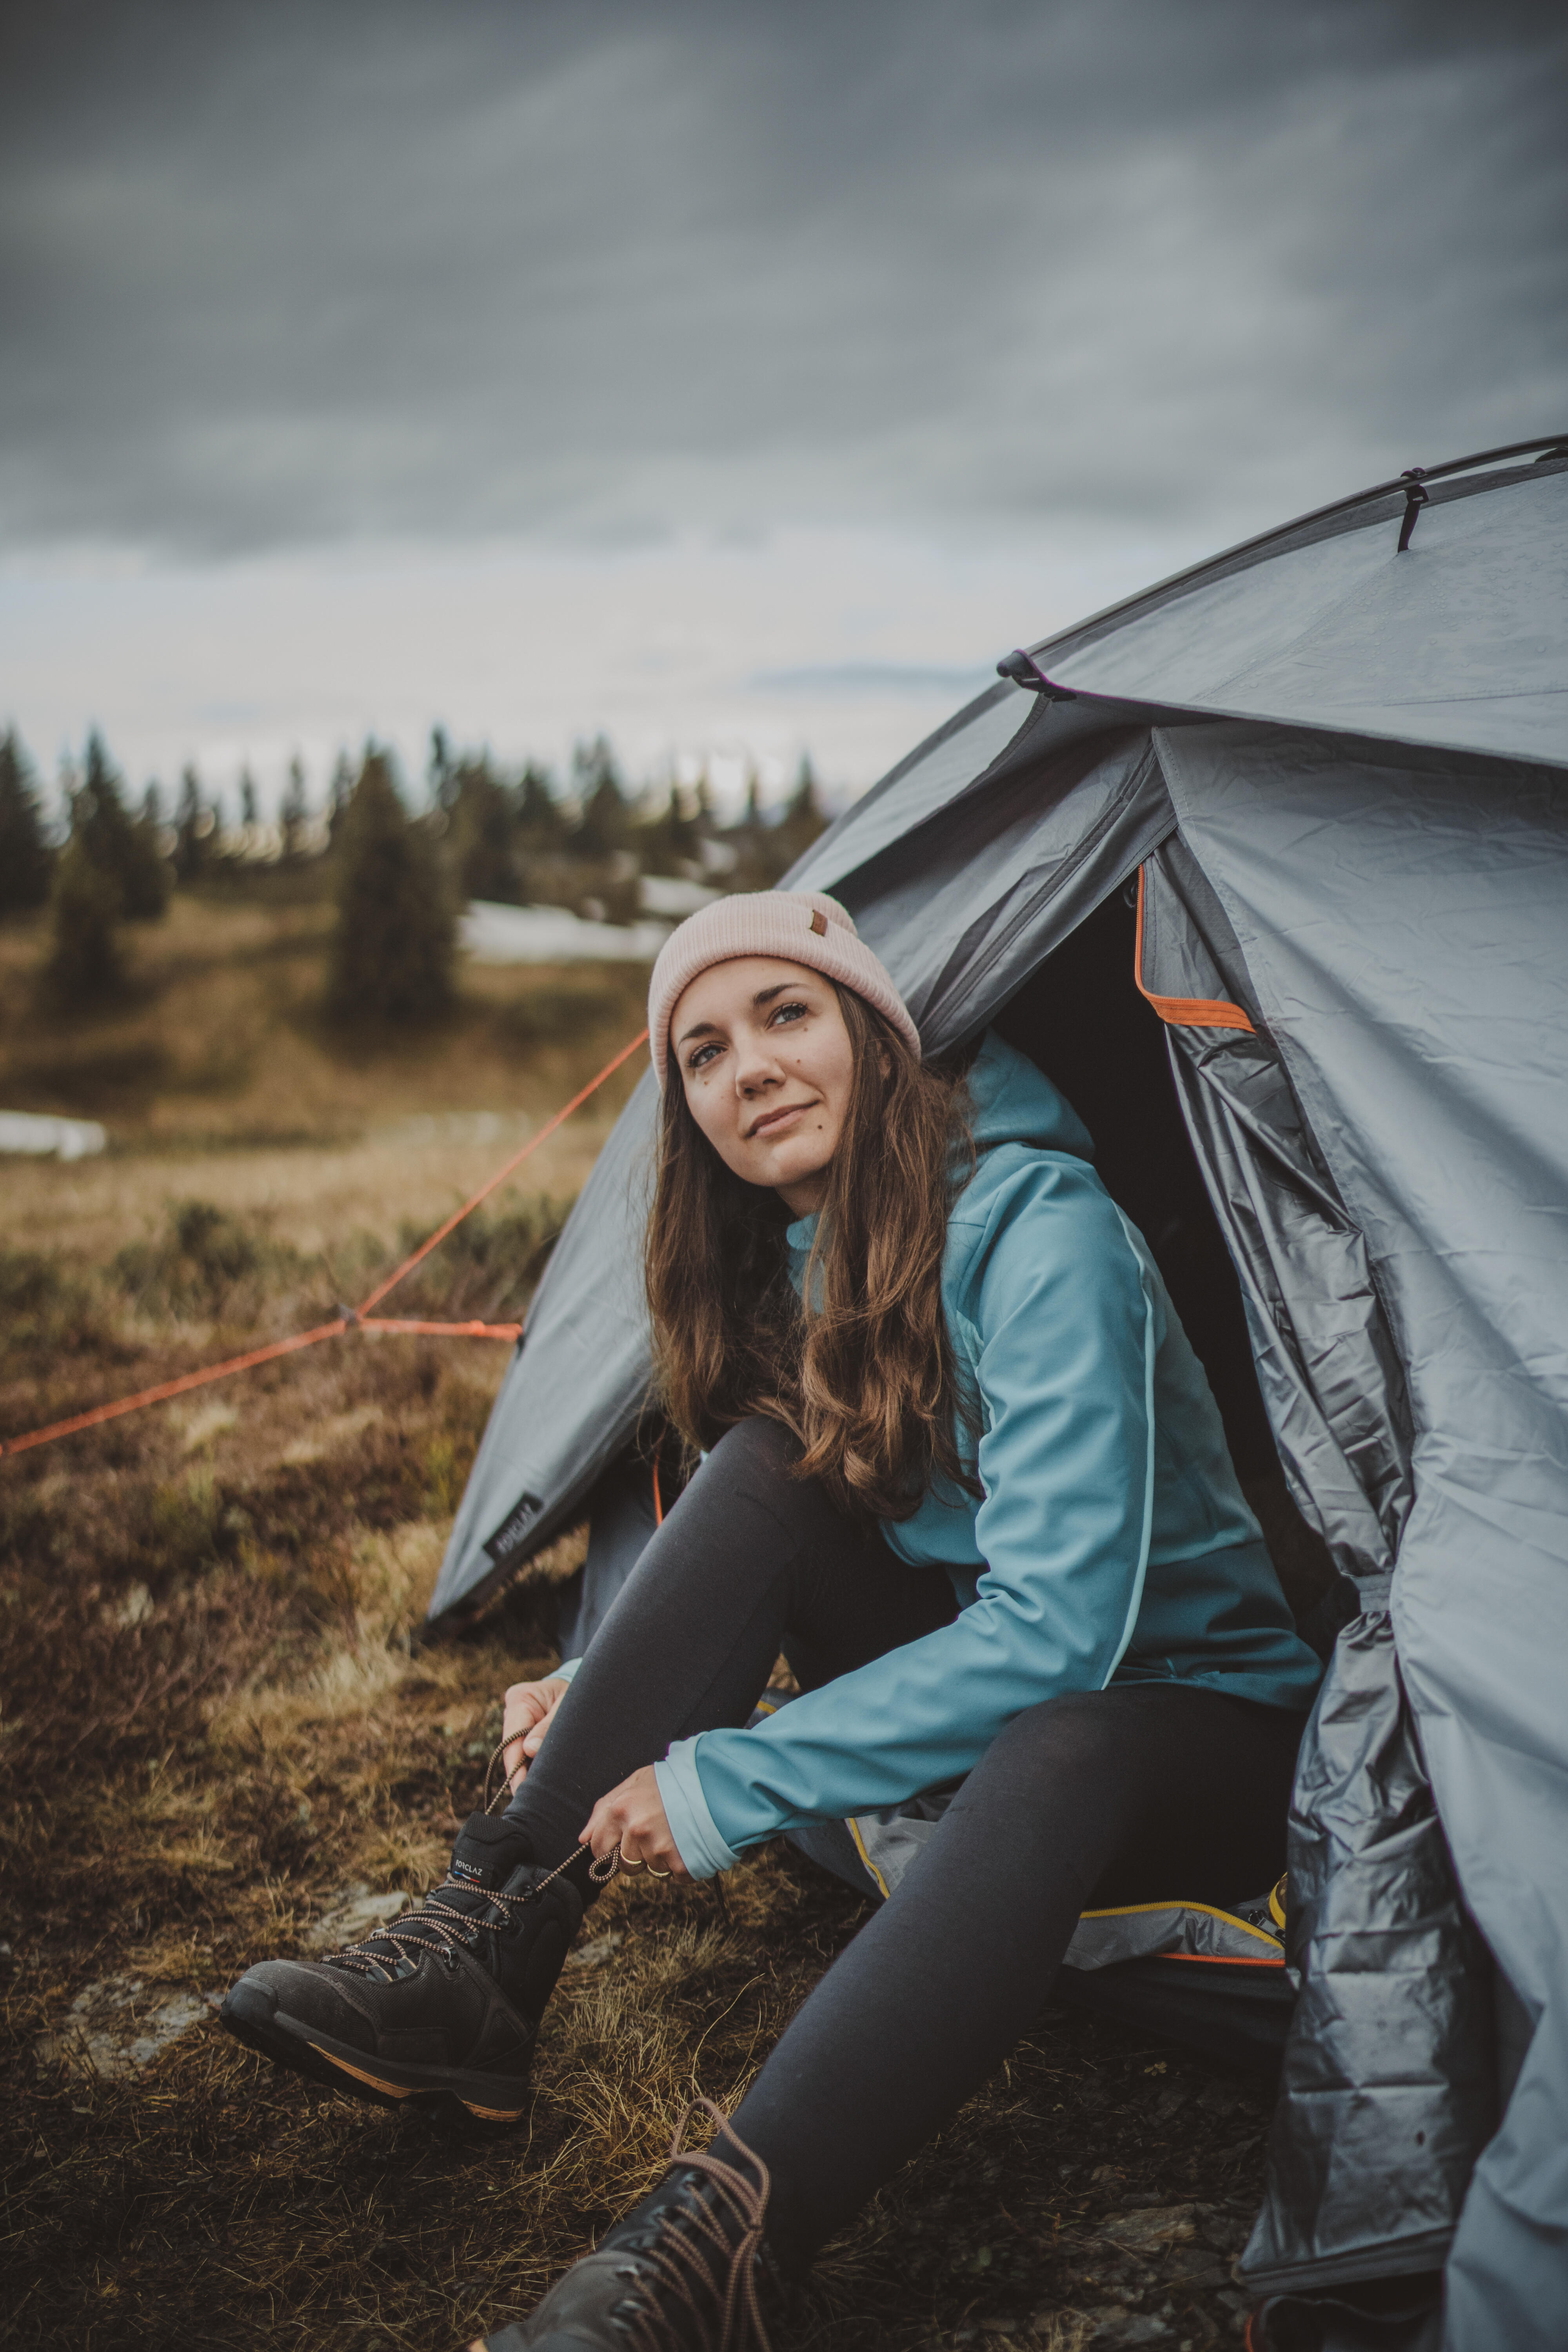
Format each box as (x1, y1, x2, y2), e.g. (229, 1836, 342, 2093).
(964, 1031, 1094, 1162)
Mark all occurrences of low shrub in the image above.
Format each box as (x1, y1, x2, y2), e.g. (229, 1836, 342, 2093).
(0, 1247, 105, 1355)
(111, 1199, 303, 1321)
(385, 1192, 572, 1323)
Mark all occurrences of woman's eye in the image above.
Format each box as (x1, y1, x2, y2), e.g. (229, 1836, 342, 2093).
(772, 1002, 808, 1027)
(687, 1041, 722, 1073)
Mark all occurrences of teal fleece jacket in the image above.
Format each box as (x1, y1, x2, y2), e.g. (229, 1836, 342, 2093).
(651, 1032, 1323, 1878)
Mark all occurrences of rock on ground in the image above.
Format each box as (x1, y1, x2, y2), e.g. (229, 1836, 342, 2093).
(34, 1977, 220, 2079)
(301, 1883, 410, 1952)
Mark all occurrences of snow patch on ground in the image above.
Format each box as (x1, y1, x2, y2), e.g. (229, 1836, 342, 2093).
(0, 1111, 107, 1159)
(460, 900, 670, 963)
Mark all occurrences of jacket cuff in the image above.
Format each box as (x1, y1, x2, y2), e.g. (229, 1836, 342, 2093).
(654, 1739, 740, 1880)
(554, 1656, 583, 1683)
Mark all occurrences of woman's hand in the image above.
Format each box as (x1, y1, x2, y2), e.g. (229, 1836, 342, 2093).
(582, 1765, 691, 1881)
(501, 1675, 570, 1791)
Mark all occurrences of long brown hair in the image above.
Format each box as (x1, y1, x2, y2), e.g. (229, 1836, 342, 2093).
(645, 985, 977, 1520)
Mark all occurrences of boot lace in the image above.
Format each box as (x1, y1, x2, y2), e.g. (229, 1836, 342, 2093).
(616, 2100, 776, 2352)
(324, 1735, 618, 1979)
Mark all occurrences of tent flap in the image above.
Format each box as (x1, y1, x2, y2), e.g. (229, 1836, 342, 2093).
(1142, 833, 1413, 1582)
(1141, 823, 1486, 2298)
(1242, 1611, 1495, 2295)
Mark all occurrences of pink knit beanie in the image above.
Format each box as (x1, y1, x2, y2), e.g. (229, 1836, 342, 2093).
(647, 889, 920, 1087)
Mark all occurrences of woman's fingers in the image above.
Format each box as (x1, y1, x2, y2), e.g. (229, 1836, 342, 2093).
(581, 1765, 691, 1881)
(500, 1676, 568, 1791)
(500, 1690, 540, 1789)
(506, 1689, 559, 1787)
(581, 1784, 624, 1862)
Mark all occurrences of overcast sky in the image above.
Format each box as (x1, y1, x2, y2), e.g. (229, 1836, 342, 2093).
(4, 0, 1565, 811)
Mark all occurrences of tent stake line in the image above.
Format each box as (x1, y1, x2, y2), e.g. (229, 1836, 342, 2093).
(0, 1027, 650, 1462)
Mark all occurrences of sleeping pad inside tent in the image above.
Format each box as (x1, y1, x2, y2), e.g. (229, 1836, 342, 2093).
(429, 438, 1568, 2352)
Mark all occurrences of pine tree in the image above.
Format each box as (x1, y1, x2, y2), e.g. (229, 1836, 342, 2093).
(43, 830, 124, 1006)
(175, 765, 212, 883)
(776, 755, 829, 867)
(280, 756, 310, 862)
(327, 752, 354, 844)
(130, 780, 170, 904)
(327, 747, 454, 1021)
(0, 728, 53, 916)
(239, 769, 259, 828)
(446, 756, 521, 903)
(76, 731, 169, 917)
(570, 736, 628, 861)
(512, 762, 562, 904)
(516, 762, 560, 848)
(644, 783, 699, 875)
(429, 725, 456, 810)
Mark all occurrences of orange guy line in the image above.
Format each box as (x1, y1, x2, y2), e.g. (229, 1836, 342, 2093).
(354, 1028, 648, 1314)
(0, 1028, 649, 1460)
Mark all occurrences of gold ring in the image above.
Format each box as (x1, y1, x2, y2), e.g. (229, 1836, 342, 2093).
(617, 1846, 645, 1872)
(645, 1863, 672, 1880)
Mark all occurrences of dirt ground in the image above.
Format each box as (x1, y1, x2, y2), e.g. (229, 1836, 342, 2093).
(1, 895, 1274, 2351)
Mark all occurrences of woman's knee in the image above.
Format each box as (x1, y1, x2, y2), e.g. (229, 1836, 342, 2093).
(974, 1689, 1122, 1792)
(660, 1415, 829, 1561)
(702, 1416, 803, 1479)
(692, 1416, 845, 1529)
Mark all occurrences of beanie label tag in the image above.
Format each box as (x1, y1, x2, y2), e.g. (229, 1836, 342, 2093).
(808, 907, 827, 935)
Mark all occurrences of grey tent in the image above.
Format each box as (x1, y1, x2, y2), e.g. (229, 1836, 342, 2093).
(431, 438, 1568, 2350)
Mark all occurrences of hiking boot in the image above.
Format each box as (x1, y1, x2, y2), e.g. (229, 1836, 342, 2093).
(221, 1813, 587, 2125)
(467, 2101, 792, 2352)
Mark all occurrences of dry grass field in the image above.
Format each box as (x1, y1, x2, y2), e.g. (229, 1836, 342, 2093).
(2, 891, 1272, 2352)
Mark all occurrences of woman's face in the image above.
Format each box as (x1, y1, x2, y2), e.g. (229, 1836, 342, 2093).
(670, 955, 856, 1215)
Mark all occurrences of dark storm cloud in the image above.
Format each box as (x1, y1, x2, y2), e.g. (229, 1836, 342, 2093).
(2, 0, 1564, 556)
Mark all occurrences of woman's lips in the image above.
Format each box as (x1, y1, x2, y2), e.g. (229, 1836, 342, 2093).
(747, 1100, 814, 1139)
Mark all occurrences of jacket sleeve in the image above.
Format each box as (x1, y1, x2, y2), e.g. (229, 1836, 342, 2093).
(652, 1161, 1161, 1877)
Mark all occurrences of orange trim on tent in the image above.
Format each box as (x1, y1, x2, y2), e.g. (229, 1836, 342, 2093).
(1134, 866, 1256, 1034)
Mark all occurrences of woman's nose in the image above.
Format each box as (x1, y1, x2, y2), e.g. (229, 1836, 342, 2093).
(733, 1037, 781, 1092)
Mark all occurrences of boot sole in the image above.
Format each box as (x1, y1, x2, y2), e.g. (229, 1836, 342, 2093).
(220, 1981, 533, 2125)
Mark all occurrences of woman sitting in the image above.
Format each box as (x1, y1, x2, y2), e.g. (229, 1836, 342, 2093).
(222, 890, 1321, 2352)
